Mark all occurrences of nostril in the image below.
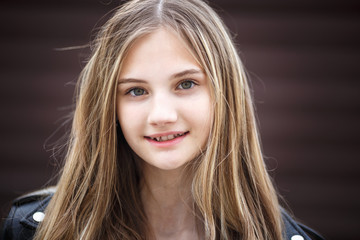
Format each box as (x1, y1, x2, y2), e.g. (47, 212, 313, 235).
(147, 109, 178, 125)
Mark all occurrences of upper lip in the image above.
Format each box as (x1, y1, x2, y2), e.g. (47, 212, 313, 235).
(146, 131, 187, 138)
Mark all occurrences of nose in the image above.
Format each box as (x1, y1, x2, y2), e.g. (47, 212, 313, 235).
(147, 93, 178, 126)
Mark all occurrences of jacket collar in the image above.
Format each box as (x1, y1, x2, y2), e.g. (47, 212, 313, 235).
(19, 194, 52, 229)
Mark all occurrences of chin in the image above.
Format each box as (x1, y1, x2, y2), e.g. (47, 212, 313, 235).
(145, 158, 190, 171)
(155, 162, 187, 171)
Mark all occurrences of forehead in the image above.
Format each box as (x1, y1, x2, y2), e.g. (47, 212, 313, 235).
(119, 28, 202, 79)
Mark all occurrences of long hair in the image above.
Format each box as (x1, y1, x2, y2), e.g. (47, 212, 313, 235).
(35, 0, 283, 239)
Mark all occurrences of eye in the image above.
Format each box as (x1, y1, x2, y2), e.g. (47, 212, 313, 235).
(128, 88, 146, 96)
(178, 80, 195, 90)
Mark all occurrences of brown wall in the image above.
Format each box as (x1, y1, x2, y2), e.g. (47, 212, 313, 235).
(1, 1, 359, 239)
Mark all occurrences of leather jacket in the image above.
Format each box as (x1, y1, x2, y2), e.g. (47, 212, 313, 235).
(1, 189, 324, 240)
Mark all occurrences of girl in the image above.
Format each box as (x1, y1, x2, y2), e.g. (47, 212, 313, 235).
(2, 0, 323, 239)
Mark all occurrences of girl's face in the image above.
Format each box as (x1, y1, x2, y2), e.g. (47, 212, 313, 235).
(117, 28, 213, 171)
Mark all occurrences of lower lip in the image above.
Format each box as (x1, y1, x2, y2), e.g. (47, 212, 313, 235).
(145, 133, 187, 148)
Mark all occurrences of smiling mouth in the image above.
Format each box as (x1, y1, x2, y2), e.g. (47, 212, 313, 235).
(146, 131, 189, 142)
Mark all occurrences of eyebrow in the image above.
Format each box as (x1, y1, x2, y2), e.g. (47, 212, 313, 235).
(118, 68, 203, 84)
(118, 78, 147, 84)
(172, 69, 203, 78)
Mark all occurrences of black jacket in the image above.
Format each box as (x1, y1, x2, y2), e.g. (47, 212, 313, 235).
(1, 190, 324, 240)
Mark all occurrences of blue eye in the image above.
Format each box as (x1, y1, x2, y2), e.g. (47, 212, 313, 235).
(178, 80, 195, 89)
(129, 88, 146, 96)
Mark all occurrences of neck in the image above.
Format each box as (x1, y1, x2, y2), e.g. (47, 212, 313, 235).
(140, 164, 203, 239)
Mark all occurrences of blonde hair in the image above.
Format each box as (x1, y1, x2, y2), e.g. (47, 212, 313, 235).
(35, 0, 283, 239)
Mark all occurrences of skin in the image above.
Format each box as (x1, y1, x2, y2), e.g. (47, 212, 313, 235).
(116, 28, 212, 239)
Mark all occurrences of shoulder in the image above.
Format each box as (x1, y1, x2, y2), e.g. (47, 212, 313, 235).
(1, 187, 55, 240)
(281, 208, 325, 240)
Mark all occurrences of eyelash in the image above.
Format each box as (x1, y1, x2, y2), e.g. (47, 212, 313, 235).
(126, 87, 147, 97)
(177, 80, 197, 90)
(124, 80, 198, 97)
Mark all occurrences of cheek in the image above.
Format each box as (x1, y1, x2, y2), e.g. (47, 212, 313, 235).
(186, 94, 213, 134)
(117, 102, 143, 138)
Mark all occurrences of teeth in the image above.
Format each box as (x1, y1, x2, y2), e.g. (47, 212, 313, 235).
(151, 133, 185, 142)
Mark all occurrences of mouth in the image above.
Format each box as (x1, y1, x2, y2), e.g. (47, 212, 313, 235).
(145, 131, 189, 142)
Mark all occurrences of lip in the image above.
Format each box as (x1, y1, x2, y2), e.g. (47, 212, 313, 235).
(145, 131, 189, 148)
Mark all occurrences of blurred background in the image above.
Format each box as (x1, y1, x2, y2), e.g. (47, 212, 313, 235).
(1, 0, 359, 239)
